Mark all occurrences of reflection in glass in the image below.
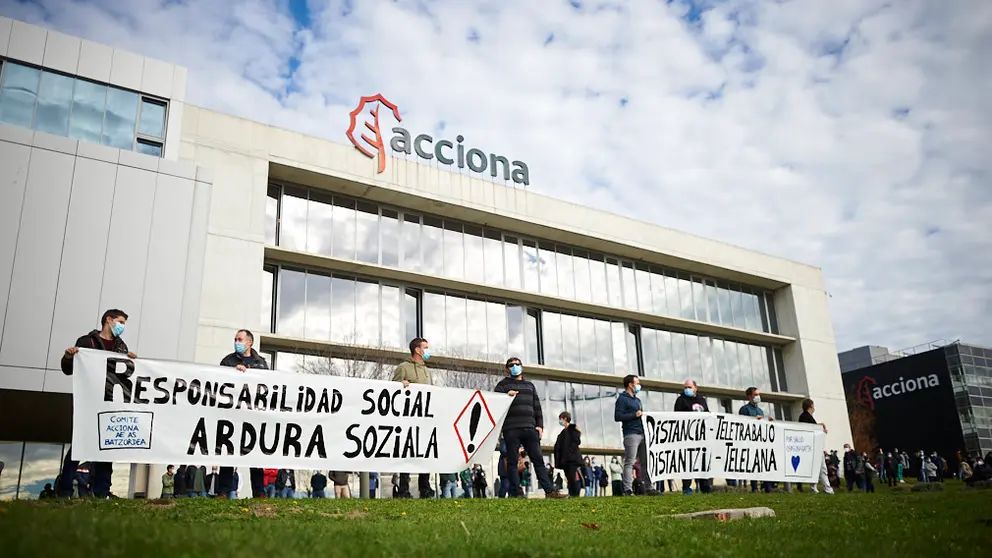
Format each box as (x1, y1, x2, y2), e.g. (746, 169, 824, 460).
(635, 264, 652, 314)
(712, 339, 728, 386)
(102, 88, 139, 149)
(725, 341, 741, 389)
(577, 317, 596, 371)
(446, 295, 467, 356)
(332, 198, 357, 260)
(671, 333, 687, 381)
(136, 140, 162, 157)
(595, 319, 612, 374)
(0, 63, 39, 128)
(522, 240, 540, 293)
(277, 269, 306, 338)
(561, 314, 580, 371)
(664, 273, 680, 321)
(355, 201, 379, 264)
(542, 312, 563, 368)
(573, 250, 592, 303)
(483, 229, 504, 287)
(589, 254, 609, 306)
(443, 222, 464, 280)
(657, 330, 674, 381)
(68, 79, 107, 143)
(401, 213, 422, 272)
(625, 326, 638, 374)
(585, 384, 605, 446)
(330, 277, 356, 343)
(691, 277, 707, 322)
(556, 246, 574, 300)
(0, 442, 23, 500)
(745, 291, 761, 332)
(280, 189, 308, 252)
(381, 285, 401, 349)
(404, 289, 420, 343)
(611, 322, 629, 374)
(751, 345, 770, 391)
(33, 71, 74, 136)
(504, 236, 521, 290)
(738, 341, 754, 388)
(463, 226, 485, 285)
(355, 280, 380, 346)
(641, 328, 659, 378)
(487, 301, 508, 360)
(547, 381, 567, 443)
(538, 242, 557, 297)
(765, 294, 779, 334)
(138, 99, 166, 138)
(699, 336, 715, 386)
(466, 298, 488, 359)
(304, 272, 331, 341)
(678, 274, 695, 320)
(717, 284, 733, 327)
(704, 281, 720, 324)
(524, 309, 540, 365)
(17, 443, 64, 500)
(731, 288, 745, 329)
(261, 267, 274, 333)
(603, 388, 621, 447)
(649, 269, 667, 316)
(265, 186, 279, 245)
(507, 305, 525, 359)
(620, 262, 637, 310)
(606, 259, 622, 307)
(381, 209, 399, 267)
(306, 191, 333, 256)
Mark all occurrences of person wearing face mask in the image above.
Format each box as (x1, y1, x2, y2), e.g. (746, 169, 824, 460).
(554, 411, 583, 498)
(675, 379, 711, 494)
(58, 308, 137, 499)
(614, 375, 660, 496)
(843, 444, 865, 491)
(494, 358, 565, 499)
(738, 387, 773, 493)
(798, 398, 834, 494)
(392, 338, 435, 498)
(219, 329, 270, 498)
(609, 456, 623, 496)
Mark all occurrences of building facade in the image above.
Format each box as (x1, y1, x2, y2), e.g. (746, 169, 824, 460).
(0, 19, 851, 500)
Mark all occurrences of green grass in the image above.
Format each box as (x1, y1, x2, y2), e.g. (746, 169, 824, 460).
(2, 484, 990, 557)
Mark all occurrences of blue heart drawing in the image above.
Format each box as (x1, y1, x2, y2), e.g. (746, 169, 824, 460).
(791, 455, 801, 472)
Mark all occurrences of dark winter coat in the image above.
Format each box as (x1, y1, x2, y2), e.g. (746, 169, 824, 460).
(614, 391, 645, 436)
(493, 376, 544, 431)
(554, 424, 583, 467)
(60, 330, 129, 375)
(219, 349, 269, 370)
(674, 394, 709, 413)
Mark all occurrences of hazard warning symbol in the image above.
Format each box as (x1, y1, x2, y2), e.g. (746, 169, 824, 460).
(453, 390, 497, 462)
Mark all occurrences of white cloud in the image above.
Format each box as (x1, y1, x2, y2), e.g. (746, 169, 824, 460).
(4, 0, 990, 353)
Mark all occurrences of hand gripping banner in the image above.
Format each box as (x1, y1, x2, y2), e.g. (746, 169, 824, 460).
(70, 349, 511, 472)
(642, 412, 826, 482)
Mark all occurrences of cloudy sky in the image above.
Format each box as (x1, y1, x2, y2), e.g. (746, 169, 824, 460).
(3, 0, 990, 352)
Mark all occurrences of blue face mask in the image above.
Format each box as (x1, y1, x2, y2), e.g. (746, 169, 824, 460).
(111, 322, 125, 338)
(633, 385, 641, 394)
(234, 342, 247, 355)
(684, 388, 695, 397)
(558, 420, 566, 427)
(510, 364, 522, 376)
(422, 348, 431, 361)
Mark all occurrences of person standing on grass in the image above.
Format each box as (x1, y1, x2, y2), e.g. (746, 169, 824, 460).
(738, 386, 773, 494)
(219, 329, 269, 499)
(440, 473, 459, 498)
(862, 453, 877, 493)
(392, 338, 435, 499)
(798, 399, 834, 494)
(311, 471, 328, 498)
(885, 453, 898, 488)
(161, 465, 175, 498)
(843, 445, 865, 491)
(554, 411, 583, 498)
(614, 375, 660, 497)
(675, 379, 711, 495)
(609, 457, 623, 496)
(582, 457, 595, 497)
(330, 471, 351, 499)
(598, 463, 609, 496)
(472, 464, 488, 498)
(58, 309, 136, 499)
(493, 357, 565, 499)
(459, 468, 473, 498)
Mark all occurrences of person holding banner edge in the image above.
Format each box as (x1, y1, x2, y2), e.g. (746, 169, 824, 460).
(674, 379, 712, 495)
(493, 357, 565, 499)
(218, 329, 269, 499)
(739, 387, 774, 494)
(58, 308, 136, 499)
(614, 375, 661, 497)
(798, 398, 835, 494)
(392, 338, 436, 498)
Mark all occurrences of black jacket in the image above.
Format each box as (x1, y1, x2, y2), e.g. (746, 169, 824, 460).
(493, 376, 543, 431)
(311, 472, 328, 491)
(220, 349, 269, 370)
(554, 424, 583, 467)
(674, 394, 709, 413)
(798, 411, 816, 424)
(329, 471, 349, 486)
(275, 469, 295, 490)
(174, 466, 188, 494)
(61, 330, 129, 375)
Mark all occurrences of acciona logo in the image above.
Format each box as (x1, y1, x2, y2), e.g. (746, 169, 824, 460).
(854, 374, 941, 410)
(346, 94, 530, 186)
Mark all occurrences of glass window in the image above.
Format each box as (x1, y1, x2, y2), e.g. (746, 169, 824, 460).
(355, 201, 379, 264)
(685, 334, 701, 382)
(354, 280, 380, 346)
(725, 341, 742, 389)
(68, 79, 107, 143)
(504, 236, 521, 290)
(751, 345, 771, 391)
(304, 272, 331, 341)
(446, 295, 467, 356)
(585, 384, 605, 446)
(635, 264, 652, 314)
(606, 259, 623, 307)
(17, 443, 64, 500)
(543, 312, 563, 368)
(265, 185, 280, 245)
(774, 348, 787, 392)
(620, 261, 637, 310)
(547, 382, 567, 443)
(261, 266, 274, 333)
(700, 336, 716, 386)
(711, 339, 727, 386)
(330, 276, 356, 344)
(704, 280, 720, 324)
(678, 274, 695, 320)
(464, 226, 485, 284)
(33, 71, 74, 136)
(717, 284, 734, 327)
(522, 240, 540, 293)
(381, 285, 402, 349)
(611, 322, 630, 374)
(138, 98, 166, 138)
(589, 254, 609, 306)
(306, 190, 333, 256)
(758, 292, 771, 333)
(730, 287, 746, 329)
(556, 246, 575, 300)
(738, 341, 754, 389)
(561, 314, 580, 371)
(102, 88, 139, 149)
(595, 319, 613, 374)
(423, 292, 446, 354)
(0, 63, 40, 128)
(649, 268, 667, 316)
(466, 298, 488, 359)
(0, 442, 23, 500)
(525, 309, 540, 364)
(626, 325, 639, 375)
(483, 229, 504, 287)
(538, 241, 557, 297)
(135, 139, 162, 157)
(642, 328, 660, 379)
(381, 209, 399, 267)
(658, 329, 675, 381)
(280, 188, 308, 252)
(331, 197, 357, 260)
(603, 388, 622, 447)
(443, 221, 464, 280)
(664, 272, 680, 321)
(691, 277, 707, 322)
(277, 268, 306, 338)
(401, 213, 422, 272)
(404, 288, 420, 342)
(578, 316, 596, 371)
(487, 301, 508, 360)
(745, 291, 762, 332)
(507, 305, 525, 359)
(671, 332, 687, 380)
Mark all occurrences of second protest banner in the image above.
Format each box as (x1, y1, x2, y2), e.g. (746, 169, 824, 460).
(70, 349, 511, 472)
(642, 412, 825, 483)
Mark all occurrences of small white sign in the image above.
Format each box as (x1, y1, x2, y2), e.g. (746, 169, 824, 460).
(98, 411, 154, 450)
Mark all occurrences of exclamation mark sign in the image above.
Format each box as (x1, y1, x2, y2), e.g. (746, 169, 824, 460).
(466, 402, 482, 454)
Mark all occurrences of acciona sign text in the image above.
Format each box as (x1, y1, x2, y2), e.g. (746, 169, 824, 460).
(346, 94, 530, 186)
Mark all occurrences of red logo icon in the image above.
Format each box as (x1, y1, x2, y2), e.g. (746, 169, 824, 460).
(346, 94, 402, 174)
(453, 390, 497, 462)
(855, 376, 877, 410)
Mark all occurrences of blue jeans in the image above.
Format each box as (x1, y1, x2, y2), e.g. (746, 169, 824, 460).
(585, 484, 595, 497)
(226, 491, 237, 499)
(312, 490, 326, 498)
(503, 427, 553, 494)
(264, 485, 276, 498)
(498, 477, 510, 498)
(280, 487, 295, 499)
(189, 491, 207, 498)
(442, 481, 458, 499)
(462, 484, 473, 498)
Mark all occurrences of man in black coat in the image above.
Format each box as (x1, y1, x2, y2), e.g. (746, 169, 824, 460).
(58, 309, 136, 498)
(798, 398, 834, 494)
(673, 379, 711, 494)
(553, 411, 583, 497)
(218, 329, 269, 498)
(493, 357, 564, 499)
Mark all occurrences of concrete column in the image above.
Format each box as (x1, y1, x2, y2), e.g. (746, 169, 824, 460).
(359, 472, 369, 498)
(148, 463, 168, 498)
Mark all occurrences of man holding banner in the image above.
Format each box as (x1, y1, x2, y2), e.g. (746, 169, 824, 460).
(614, 375, 660, 496)
(798, 398, 834, 494)
(218, 329, 269, 498)
(674, 379, 711, 495)
(392, 338, 435, 499)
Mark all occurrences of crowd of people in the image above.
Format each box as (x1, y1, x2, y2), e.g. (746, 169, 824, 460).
(46, 315, 992, 500)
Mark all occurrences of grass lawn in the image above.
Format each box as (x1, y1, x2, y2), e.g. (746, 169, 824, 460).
(2, 484, 990, 557)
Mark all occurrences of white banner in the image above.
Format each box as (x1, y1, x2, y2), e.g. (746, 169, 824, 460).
(643, 412, 826, 482)
(71, 349, 511, 472)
